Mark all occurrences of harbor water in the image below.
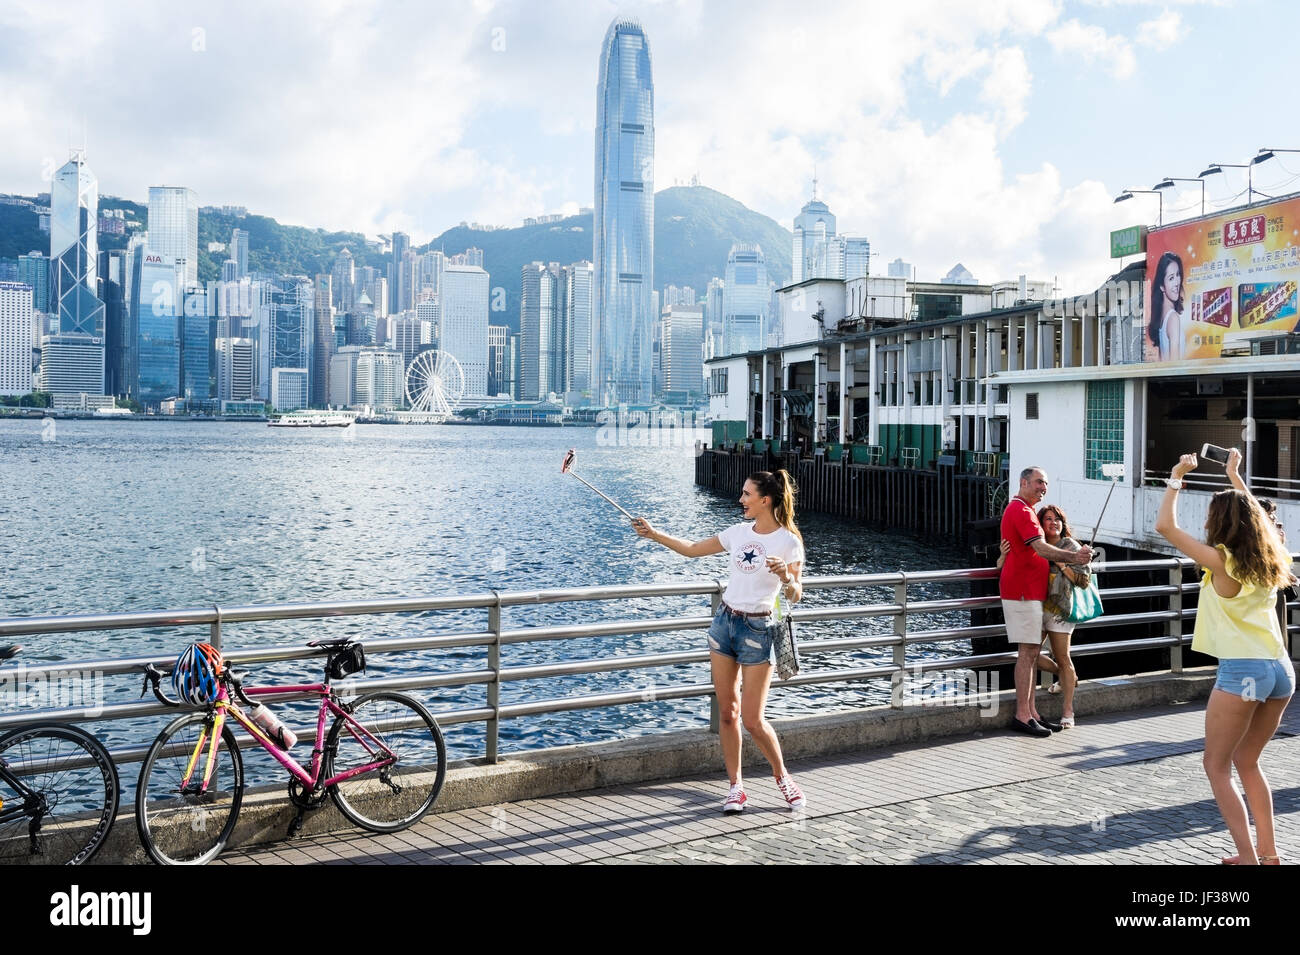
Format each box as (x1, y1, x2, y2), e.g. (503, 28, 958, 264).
(0, 419, 969, 762)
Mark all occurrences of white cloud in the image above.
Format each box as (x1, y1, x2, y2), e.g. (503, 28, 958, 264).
(1137, 9, 1188, 48)
(0, 0, 1229, 295)
(1046, 18, 1137, 78)
(980, 47, 1033, 129)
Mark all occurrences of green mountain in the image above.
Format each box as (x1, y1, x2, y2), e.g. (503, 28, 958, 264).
(195, 210, 380, 283)
(3, 185, 792, 333)
(424, 185, 792, 332)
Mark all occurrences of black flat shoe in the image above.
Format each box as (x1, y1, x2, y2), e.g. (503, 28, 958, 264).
(1010, 717, 1052, 738)
(1035, 717, 1062, 732)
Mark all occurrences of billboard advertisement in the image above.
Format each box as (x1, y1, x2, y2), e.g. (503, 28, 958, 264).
(1142, 194, 1300, 362)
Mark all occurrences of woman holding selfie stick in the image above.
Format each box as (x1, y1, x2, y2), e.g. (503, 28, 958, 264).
(1156, 451, 1294, 864)
(632, 470, 807, 814)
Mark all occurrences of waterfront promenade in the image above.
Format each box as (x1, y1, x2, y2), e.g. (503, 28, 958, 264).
(217, 698, 1300, 865)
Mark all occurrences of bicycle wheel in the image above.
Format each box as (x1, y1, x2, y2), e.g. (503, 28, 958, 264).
(325, 692, 445, 832)
(0, 723, 119, 865)
(135, 711, 243, 865)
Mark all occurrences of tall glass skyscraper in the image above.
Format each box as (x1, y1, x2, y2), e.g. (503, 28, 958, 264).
(440, 264, 489, 398)
(133, 253, 181, 407)
(565, 261, 594, 394)
(792, 196, 835, 284)
(50, 151, 106, 350)
(722, 243, 769, 356)
(258, 277, 314, 402)
(148, 186, 199, 286)
(594, 18, 654, 406)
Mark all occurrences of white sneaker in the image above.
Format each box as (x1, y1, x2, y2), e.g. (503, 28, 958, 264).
(776, 774, 806, 809)
(722, 783, 747, 813)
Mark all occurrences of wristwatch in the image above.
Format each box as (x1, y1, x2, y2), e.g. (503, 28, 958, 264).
(1166, 477, 1184, 490)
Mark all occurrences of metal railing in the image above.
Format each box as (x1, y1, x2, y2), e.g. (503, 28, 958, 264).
(1142, 468, 1300, 500)
(0, 558, 1295, 771)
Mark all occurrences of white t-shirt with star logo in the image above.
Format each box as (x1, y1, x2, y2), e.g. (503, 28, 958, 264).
(717, 522, 805, 614)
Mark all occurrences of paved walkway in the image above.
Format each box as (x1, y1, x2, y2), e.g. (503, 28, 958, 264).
(218, 702, 1300, 865)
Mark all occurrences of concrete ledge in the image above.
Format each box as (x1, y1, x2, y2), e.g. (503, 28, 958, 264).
(99, 669, 1216, 863)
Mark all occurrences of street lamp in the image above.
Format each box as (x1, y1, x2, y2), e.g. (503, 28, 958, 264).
(1198, 162, 1254, 204)
(1253, 148, 1300, 167)
(1114, 189, 1163, 227)
(1152, 177, 1205, 217)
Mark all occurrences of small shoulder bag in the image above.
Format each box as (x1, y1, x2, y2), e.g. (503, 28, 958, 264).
(772, 592, 801, 680)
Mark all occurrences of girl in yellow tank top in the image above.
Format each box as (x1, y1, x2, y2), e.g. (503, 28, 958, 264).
(1156, 450, 1295, 865)
(1192, 545, 1287, 660)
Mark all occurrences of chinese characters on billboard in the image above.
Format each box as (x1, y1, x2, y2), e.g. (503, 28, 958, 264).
(1142, 195, 1300, 362)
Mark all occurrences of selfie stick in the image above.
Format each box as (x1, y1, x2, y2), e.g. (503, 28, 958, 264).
(560, 449, 636, 520)
(1089, 462, 1126, 547)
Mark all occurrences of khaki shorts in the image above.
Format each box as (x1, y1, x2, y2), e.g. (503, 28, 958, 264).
(1002, 598, 1045, 645)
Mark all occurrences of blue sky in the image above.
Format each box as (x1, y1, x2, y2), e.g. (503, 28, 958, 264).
(3, 0, 1298, 294)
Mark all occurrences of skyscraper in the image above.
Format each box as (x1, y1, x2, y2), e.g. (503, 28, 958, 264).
(0, 281, 33, 397)
(565, 261, 594, 394)
(704, 277, 725, 350)
(230, 228, 249, 279)
(662, 284, 696, 307)
(393, 314, 433, 366)
(312, 274, 334, 407)
(887, 258, 914, 279)
(132, 250, 182, 406)
(17, 252, 49, 313)
(660, 304, 704, 397)
(215, 321, 254, 402)
(148, 186, 199, 286)
(50, 151, 106, 354)
(331, 248, 355, 312)
(839, 236, 872, 280)
(38, 333, 106, 398)
(520, 262, 559, 401)
(389, 232, 410, 312)
(723, 244, 768, 356)
(594, 18, 654, 405)
(439, 264, 489, 398)
(180, 285, 209, 399)
(257, 277, 314, 402)
(792, 193, 835, 284)
(487, 324, 507, 396)
(99, 249, 128, 395)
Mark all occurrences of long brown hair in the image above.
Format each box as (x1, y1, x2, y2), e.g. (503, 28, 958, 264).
(1205, 490, 1292, 590)
(1037, 504, 1073, 542)
(749, 470, 802, 542)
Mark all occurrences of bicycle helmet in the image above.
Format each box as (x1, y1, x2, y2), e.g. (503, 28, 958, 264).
(171, 642, 225, 704)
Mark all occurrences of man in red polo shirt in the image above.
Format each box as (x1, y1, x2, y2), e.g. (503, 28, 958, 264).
(1002, 466, 1093, 737)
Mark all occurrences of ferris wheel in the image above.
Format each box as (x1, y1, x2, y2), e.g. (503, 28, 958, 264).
(404, 349, 466, 415)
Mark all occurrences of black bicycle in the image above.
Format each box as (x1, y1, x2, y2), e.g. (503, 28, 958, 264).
(0, 646, 120, 865)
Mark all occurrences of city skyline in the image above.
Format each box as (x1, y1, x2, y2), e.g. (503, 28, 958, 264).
(4, 1, 1299, 298)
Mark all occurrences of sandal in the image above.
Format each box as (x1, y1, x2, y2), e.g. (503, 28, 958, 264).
(1048, 682, 1061, 694)
(1221, 853, 1282, 865)
(1059, 715, 1075, 729)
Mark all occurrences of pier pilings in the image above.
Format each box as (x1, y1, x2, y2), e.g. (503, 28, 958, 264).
(695, 447, 1003, 541)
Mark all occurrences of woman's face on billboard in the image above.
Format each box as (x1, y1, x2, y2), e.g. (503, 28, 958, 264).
(1162, 260, 1182, 303)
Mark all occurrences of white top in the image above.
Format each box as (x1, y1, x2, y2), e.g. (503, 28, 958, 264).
(716, 522, 806, 614)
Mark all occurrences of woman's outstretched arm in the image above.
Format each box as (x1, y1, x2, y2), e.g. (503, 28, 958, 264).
(632, 517, 725, 558)
(1155, 453, 1227, 575)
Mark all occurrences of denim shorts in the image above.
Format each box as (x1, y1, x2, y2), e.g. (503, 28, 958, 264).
(1213, 657, 1296, 701)
(707, 604, 776, 666)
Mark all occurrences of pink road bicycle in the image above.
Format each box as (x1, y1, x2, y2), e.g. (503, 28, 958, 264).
(136, 639, 446, 865)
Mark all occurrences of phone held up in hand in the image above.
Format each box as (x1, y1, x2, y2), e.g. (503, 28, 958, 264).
(1201, 443, 1231, 466)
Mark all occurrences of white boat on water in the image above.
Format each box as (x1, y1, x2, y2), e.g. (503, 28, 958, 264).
(268, 410, 357, 428)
